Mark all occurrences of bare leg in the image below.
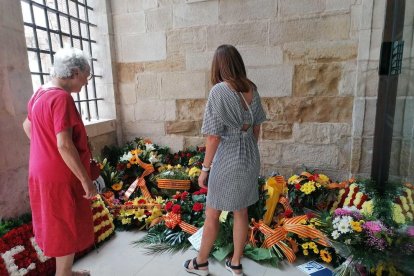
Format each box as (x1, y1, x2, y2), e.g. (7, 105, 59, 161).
(189, 206, 221, 270)
(231, 208, 248, 274)
(55, 254, 74, 276)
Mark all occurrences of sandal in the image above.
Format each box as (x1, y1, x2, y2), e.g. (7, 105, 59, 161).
(183, 257, 209, 276)
(225, 259, 243, 276)
(72, 270, 91, 276)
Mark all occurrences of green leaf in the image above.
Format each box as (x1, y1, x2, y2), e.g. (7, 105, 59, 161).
(212, 243, 234, 261)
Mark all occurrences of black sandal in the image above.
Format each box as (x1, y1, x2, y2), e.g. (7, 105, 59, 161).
(225, 259, 243, 276)
(183, 257, 209, 276)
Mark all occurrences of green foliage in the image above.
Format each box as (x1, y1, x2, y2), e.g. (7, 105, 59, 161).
(248, 177, 267, 221)
(0, 213, 32, 236)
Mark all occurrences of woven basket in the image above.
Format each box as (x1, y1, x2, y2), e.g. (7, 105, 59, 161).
(157, 179, 191, 190)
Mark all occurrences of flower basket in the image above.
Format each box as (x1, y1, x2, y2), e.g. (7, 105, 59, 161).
(157, 179, 191, 190)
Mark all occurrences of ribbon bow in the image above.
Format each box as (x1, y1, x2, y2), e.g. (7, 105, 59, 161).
(163, 212, 198, 235)
(124, 156, 154, 199)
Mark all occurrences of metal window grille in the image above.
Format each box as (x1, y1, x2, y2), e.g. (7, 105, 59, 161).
(21, 0, 103, 121)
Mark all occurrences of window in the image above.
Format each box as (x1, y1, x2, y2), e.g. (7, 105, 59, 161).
(21, 0, 103, 121)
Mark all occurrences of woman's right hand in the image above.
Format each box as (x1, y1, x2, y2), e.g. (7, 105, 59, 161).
(198, 171, 209, 189)
(82, 181, 98, 199)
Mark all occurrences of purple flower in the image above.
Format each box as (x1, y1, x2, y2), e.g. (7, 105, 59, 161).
(407, 226, 414, 237)
(363, 221, 383, 234)
(334, 208, 353, 217)
(365, 234, 387, 251)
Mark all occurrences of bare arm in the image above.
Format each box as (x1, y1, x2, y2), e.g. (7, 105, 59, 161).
(23, 118, 31, 140)
(253, 125, 261, 142)
(57, 128, 97, 199)
(198, 135, 221, 188)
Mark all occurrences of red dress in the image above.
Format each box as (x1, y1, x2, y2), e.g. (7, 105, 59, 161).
(27, 87, 94, 257)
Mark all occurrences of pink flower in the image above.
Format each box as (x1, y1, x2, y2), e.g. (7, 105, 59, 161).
(407, 226, 414, 237)
(363, 221, 383, 234)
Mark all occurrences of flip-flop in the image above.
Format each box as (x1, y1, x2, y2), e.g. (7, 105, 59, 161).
(72, 270, 91, 276)
(183, 257, 209, 276)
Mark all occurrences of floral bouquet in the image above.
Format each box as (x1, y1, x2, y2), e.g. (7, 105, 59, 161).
(135, 189, 207, 253)
(287, 172, 337, 214)
(154, 164, 191, 191)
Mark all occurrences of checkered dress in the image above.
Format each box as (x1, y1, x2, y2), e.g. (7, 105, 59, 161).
(201, 82, 267, 211)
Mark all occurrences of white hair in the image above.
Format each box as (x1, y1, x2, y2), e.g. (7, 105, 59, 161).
(50, 47, 90, 78)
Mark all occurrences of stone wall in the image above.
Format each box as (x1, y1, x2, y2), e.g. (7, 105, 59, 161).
(0, 0, 33, 218)
(113, 0, 362, 180)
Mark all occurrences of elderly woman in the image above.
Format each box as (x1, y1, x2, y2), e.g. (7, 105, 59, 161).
(23, 48, 97, 276)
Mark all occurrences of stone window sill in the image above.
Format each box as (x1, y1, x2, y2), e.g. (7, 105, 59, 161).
(84, 119, 116, 138)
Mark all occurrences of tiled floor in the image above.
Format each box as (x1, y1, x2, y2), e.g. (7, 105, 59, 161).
(73, 231, 311, 276)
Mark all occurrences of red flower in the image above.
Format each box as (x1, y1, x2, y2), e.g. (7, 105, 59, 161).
(138, 199, 147, 204)
(283, 209, 293, 218)
(181, 153, 185, 158)
(295, 183, 301, 190)
(186, 153, 192, 158)
(181, 191, 189, 200)
(165, 201, 173, 211)
(144, 210, 152, 216)
(199, 188, 208, 194)
(173, 193, 181, 200)
(172, 204, 182, 214)
(198, 146, 206, 152)
(192, 203, 204, 212)
(305, 212, 315, 219)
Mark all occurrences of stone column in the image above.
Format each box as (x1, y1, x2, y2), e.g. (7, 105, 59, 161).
(0, 0, 34, 218)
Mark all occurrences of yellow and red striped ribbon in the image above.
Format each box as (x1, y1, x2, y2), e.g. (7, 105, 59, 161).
(124, 156, 154, 199)
(163, 212, 198, 235)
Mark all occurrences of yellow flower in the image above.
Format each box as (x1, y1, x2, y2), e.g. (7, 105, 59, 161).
(130, 149, 142, 156)
(317, 174, 330, 184)
(154, 196, 164, 204)
(300, 181, 316, 195)
(189, 167, 201, 177)
(288, 175, 299, 184)
(121, 218, 131, 225)
(303, 249, 309, 256)
(313, 248, 319, 254)
(308, 242, 316, 249)
(350, 221, 362, 232)
(361, 200, 373, 216)
(111, 182, 123, 191)
(301, 243, 309, 249)
(320, 249, 332, 263)
(167, 164, 173, 170)
(175, 164, 182, 169)
(315, 183, 321, 188)
(134, 208, 146, 221)
(392, 203, 405, 224)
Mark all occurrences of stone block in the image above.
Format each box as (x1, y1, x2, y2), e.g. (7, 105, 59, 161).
(218, 0, 276, 24)
(279, 0, 324, 16)
(293, 63, 341, 97)
(89, 132, 117, 158)
(269, 14, 350, 45)
(261, 122, 293, 141)
(338, 137, 352, 170)
(369, 29, 383, 61)
(146, 7, 173, 32)
(165, 120, 202, 135)
(402, 99, 414, 138)
(261, 164, 293, 179)
(167, 27, 207, 55)
(0, 167, 30, 218)
(0, 0, 25, 32)
(239, 46, 283, 67)
(292, 123, 330, 144)
(173, 1, 218, 28)
(207, 22, 268, 50)
(283, 41, 357, 63)
(360, 0, 374, 30)
(399, 139, 413, 177)
(143, 54, 186, 73)
(110, 0, 128, 14)
(151, 135, 185, 153)
(262, 97, 353, 123)
(184, 136, 205, 149)
(352, 98, 364, 137)
(85, 119, 117, 138)
(282, 144, 339, 169)
(186, 51, 214, 71)
(339, 61, 357, 96)
(357, 30, 371, 62)
(393, 98, 405, 137)
(350, 4, 362, 37)
(118, 82, 137, 104)
(389, 139, 401, 176)
(112, 12, 145, 35)
(258, 141, 284, 165)
(120, 104, 135, 123)
(405, 0, 414, 27)
(350, 138, 362, 173)
(159, 72, 205, 99)
(126, 0, 159, 12)
(134, 100, 176, 121)
(120, 32, 166, 62)
(176, 99, 207, 120)
(358, 138, 373, 173)
(136, 73, 160, 99)
(248, 66, 293, 97)
(372, 0, 386, 29)
(325, 0, 353, 12)
(123, 121, 166, 137)
(362, 98, 376, 136)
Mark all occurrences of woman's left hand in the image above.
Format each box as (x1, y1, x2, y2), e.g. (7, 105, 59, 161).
(198, 171, 209, 189)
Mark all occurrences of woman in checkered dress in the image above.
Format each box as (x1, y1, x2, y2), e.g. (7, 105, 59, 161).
(184, 45, 266, 276)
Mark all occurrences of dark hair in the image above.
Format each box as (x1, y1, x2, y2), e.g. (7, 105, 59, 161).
(210, 44, 256, 93)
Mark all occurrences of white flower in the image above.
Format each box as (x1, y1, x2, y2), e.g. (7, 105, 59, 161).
(120, 152, 133, 162)
(337, 219, 352, 234)
(343, 206, 360, 213)
(344, 239, 351, 245)
(148, 153, 159, 164)
(331, 230, 340, 239)
(333, 216, 341, 225)
(145, 143, 155, 151)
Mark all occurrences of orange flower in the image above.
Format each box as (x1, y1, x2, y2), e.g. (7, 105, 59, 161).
(111, 182, 123, 191)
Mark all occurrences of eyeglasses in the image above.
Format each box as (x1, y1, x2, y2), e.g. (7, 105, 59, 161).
(87, 74, 93, 81)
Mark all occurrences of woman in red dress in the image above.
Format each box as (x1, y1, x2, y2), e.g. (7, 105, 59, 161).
(23, 48, 97, 276)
